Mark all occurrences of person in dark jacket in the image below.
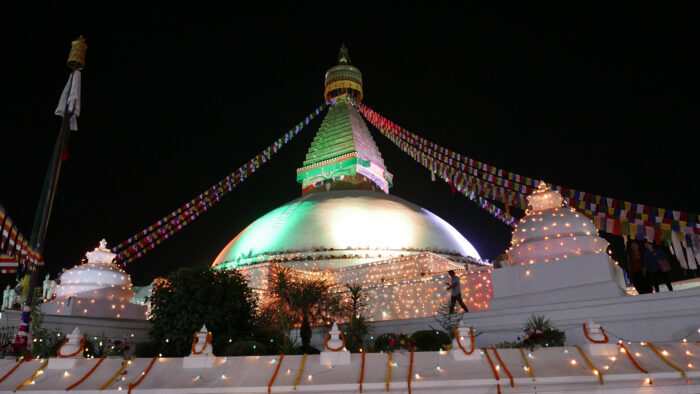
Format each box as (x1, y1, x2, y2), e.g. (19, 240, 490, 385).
(644, 241, 673, 292)
(627, 241, 652, 294)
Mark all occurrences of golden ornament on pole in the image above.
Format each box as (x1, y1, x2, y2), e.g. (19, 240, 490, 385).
(67, 35, 87, 70)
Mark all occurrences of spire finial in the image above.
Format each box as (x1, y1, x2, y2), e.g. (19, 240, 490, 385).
(338, 44, 351, 65)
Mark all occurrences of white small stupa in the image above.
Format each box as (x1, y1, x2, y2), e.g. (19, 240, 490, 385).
(489, 182, 626, 310)
(41, 240, 147, 320)
(509, 182, 608, 265)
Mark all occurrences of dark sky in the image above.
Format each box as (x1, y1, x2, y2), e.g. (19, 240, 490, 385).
(2, 3, 698, 285)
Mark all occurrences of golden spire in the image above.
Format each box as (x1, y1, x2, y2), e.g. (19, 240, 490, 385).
(67, 36, 87, 70)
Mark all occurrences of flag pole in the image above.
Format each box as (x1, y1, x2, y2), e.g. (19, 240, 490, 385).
(14, 36, 87, 351)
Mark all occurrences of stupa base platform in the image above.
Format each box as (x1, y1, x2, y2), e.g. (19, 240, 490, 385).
(1, 344, 697, 392)
(40, 297, 147, 320)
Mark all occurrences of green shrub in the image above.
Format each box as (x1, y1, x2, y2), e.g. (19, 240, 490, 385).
(223, 340, 266, 356)
(133, 341, 160, 357)
(253, 327, 286, 355)
(411, 330, 451, 351)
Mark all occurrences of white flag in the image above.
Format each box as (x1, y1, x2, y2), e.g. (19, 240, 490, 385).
(55, 70, 81, 131)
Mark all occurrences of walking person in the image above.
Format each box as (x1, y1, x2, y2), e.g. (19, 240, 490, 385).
(627, 241, 652, 294)
(445, 270, 469, 314)
(644, 241, 674, 292)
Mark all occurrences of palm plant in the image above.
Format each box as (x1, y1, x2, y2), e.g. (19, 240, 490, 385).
(342, 284, 372, 352)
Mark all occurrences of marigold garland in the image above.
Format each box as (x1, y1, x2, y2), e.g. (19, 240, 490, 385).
(491, 348, 514, 388)
(66, 356, 105, 391)
(359, 350, 365, 393)
(573, 344, 603, 385)
(191, 331, 212, 355)
(57, 334, 87, 358)
(324, 330, 346, 351)
(267, 354, 284, 394)
(385, 351, 392, 392)
(582, 323, 609, 344)
(482, 348, 501, 394)
(407, 349, 414, 394)
(617, 343, 647, 374)
(14, 358, 49, 392)
(128, 355, 158, 394)
(644, 342, 686, 378)
(0, 357, 25, 383)
(99, 357, 132, 390)
(519, 348, 535, 380)
(293, 353, 307, 390)
(454, 326, 475, 355)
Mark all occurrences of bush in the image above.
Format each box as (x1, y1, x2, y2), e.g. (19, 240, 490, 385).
(133, 341, 160, 357)
(223, 340, 266, 356)
(411, 330, 451, 351)
(373, 333, 415, 352)
(253, 327, 286, 355)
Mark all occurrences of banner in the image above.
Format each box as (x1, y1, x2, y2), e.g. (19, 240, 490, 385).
(0, 204, 43, 274)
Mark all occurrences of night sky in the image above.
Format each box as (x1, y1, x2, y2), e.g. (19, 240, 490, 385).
(2, 3, 698, 285)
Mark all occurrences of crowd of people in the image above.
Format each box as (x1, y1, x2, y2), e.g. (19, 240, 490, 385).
(625, 240, 674, 294)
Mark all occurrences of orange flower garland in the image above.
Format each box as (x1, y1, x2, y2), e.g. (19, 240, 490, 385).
(519, 348, 535, 380)
(491, 348, 514, 388)
(0, 357, 24, 383)
(358, 350, 365, 393)
(293, 353, 307, 390)
(66, 356, 105, 391)
(573, 344, 603, 385)
(482, 348, 501, 394)
(454, 326, 475, 355)
(324, 330, 346, 352)
(267, 354, 284, 394)
(191, 331, 213, 355)
(128, 355, 158, 394)
(99, 357, 132, 390)
(617, 343, 647, 374)
(582, 323, 609, 344)
(14, 358, 49, 392)
(57, 333, 87, 358)
(644, 342, 686, 378)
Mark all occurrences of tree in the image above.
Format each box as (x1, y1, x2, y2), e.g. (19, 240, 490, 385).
(147, 265, 256, 356)
(264, 265, 342, 353)
(341, 284, 371, 352)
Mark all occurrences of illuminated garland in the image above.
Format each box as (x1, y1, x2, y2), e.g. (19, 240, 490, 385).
(359, 350, 365, 393)
(519, 348, 535, 380)
(573, 344, 603, 385)
(644, 342, 686, 378)
(128, 355, 158, 394)
(113, 101, 335, 265)
(56, 333, 87, 358)
(267, 354, 284, 394)
(66, 356, 105, 391)
(0, 357, 24, 383)
(356, 103, 516, 227)
(385, 351, 392, 392)
(356, 102, 700, 240)
(324, 330, 346, 351)
(582, 323, 609, 344)
(617, 343, 647, 374)
(99, 358, 132, 390)
(481, 348, 501, 394)
(14, 358, 49, 392)
(407, 349, 414, 394)
(454, 326, 476, 355)
(293, 353, 306, 390)
(491, 348, 514, 388)
(191, 332, 212, 355)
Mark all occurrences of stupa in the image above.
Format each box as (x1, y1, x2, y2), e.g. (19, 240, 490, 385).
(41, 240, 147, 320)
(489, 182, 627, 309)
(212, 47, 494, 319)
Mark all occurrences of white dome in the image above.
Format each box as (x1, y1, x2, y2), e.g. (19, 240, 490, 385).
(54, 241, 134, 302)
(212, 189, 480, 269)
(508, 185, 608, 265)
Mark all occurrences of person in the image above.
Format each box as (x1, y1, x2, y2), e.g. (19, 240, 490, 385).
(627, 241, 652, 294)
(445, 270, 469, 314)
(644, 242, 673, 292)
